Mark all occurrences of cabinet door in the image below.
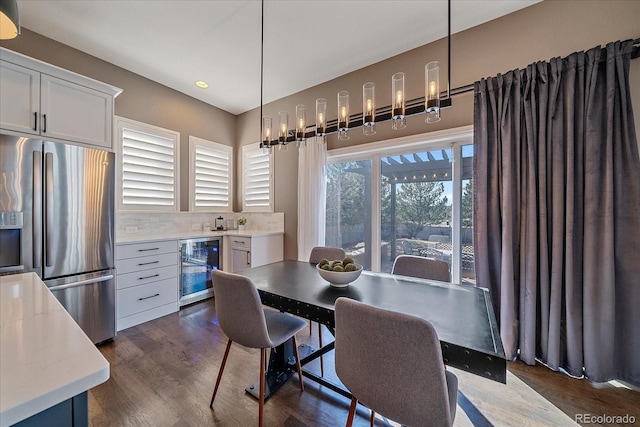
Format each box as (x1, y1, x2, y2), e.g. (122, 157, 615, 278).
(40, 74, 113, 148)
(0, 60, 40, 135)
(232, 248, 251, 272)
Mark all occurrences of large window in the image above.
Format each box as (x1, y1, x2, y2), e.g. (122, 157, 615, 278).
(326, 160, 372, 269)
(189, 136, 232, 212)
(117, 117, 179, 211)
(325, 127, 474, 284)
(380, 148, 454, 273)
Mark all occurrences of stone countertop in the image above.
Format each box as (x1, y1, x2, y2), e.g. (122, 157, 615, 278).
(116, 229, 284, 244)
(0, 273, 110, 427)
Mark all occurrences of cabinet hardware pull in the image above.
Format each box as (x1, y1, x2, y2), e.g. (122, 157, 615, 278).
(138, 247, 160, 252)
(138, 293, 160, 301)
(138, 260, 160, 266)
(42, 114, 47, 133)
(33, 112, 38, 131)
(138, 273, 160, 280)
(233, 240, 245, 244)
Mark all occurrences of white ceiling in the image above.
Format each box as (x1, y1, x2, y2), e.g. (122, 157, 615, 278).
(17, 0, 539, 115)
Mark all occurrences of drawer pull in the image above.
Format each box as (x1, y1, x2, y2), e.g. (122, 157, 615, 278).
(138, 293, 160, 301)
(233, 240, 245, 245)
(138, 247, 160, 252)
(138, 260, 160, 266)
(138, 273, 160, 280)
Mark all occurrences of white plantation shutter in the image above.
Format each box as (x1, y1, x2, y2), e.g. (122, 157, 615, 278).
(242, 143, 273, 212)
(189, 136, 232, 211)
(117, 117, 179, 211)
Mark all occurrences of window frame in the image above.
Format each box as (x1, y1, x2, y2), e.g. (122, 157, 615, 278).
(116, 116, 180, 212)
(326, 125, 473, 282)
(241, 142, 274, 213)
(188, 135, 233, 212)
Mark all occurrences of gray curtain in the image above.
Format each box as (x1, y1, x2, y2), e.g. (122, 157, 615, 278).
(473, 40, 640, 385)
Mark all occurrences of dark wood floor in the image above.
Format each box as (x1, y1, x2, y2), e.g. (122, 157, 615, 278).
(89, 298, 639, 426)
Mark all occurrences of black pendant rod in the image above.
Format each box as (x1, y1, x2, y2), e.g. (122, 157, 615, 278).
(259, 0, 264, 147)
(447, 0, 451, 99)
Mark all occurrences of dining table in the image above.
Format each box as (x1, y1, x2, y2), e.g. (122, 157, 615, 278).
(235, 259, 506, 400)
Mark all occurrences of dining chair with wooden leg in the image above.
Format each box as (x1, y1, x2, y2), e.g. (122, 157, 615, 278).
(209, 270, 306, 427)
(335, 297, 458, 427)
(307, 246, 345, 377)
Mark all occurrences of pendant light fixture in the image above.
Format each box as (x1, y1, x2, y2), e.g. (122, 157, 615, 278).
(391, 72, 406, 130)
(362, 82, 376, 136)
(295, 104, 306, 147)
(0, 0, 20, 40)
(263, 0, 462, 148)
(337, 91, 350, 141)
(316, 98, 327, 140)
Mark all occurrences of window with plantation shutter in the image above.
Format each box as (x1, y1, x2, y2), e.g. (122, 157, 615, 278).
(189, 136, 232, 212)
(242, 143, 273, 212)
(116, 117, 179, 211)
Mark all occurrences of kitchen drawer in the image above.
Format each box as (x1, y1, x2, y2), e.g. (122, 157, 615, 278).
(117, 277, 178, 319)
(117, 252, 177, 275)
(230, 236, 251, 250)
(116, 240, 177, 260)
(117, 264, 177, 290)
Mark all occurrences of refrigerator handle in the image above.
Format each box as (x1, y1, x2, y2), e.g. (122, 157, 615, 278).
(45, 152, 54, 268)
(48, 274, 115, 292)
(33, 151, 42, 269)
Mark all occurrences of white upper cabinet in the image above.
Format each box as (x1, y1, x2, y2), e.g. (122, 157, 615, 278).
(40, 75, 113, 147)
(0, 47, 121, 149)
(0, 60, 40, 135)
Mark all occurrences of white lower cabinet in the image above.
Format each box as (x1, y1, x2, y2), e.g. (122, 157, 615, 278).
(116, 240, 178, 331)
(227, 234, 283, 273)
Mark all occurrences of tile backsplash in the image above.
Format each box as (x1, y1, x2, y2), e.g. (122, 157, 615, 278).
(116, 211, 284, 238)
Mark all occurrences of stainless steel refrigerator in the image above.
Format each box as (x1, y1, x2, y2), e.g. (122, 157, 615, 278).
(0, 134, 116, 344)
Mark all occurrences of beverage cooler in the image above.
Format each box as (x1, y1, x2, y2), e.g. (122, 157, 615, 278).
(178, 237, 222, 306)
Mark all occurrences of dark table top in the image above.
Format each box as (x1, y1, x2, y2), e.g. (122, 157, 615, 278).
(238, 260, 505, 359)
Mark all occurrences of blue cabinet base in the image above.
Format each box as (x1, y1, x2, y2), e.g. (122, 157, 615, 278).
(12, 392, 88, 427)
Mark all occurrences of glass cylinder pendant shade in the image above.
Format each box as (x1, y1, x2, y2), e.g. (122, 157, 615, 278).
(278, 111, 289, 145)
(391, 72, 406, 130)
(316, 98, 327, 137)
(262, 116, 272, 147)
(295, 104, 306, 146)
(337, 90, 350, 141)
(362, 82, 376, 136)
(425, 61, 441, 123)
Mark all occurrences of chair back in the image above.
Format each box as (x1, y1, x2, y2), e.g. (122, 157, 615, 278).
(211, 270, 271, 349)
(308, 246, 346, 263)
(335, 297, 456, 426)
(392, 254, 450, 282)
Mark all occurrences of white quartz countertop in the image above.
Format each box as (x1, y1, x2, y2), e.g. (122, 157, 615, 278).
(0, 273, 110, 427)
(116, 229, 284, 244)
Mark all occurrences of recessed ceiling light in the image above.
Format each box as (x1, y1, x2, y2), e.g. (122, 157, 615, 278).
(195, 81, 209, 89)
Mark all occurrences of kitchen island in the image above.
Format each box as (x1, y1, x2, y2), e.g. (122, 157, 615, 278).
(0, 273, 109, 427)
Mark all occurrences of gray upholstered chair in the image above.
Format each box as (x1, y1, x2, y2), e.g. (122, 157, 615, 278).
(392, 254, 451, 282)
(309, 246, 346, 264)
(335, 297, 458, 427)
(209, 270, 306, 427)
